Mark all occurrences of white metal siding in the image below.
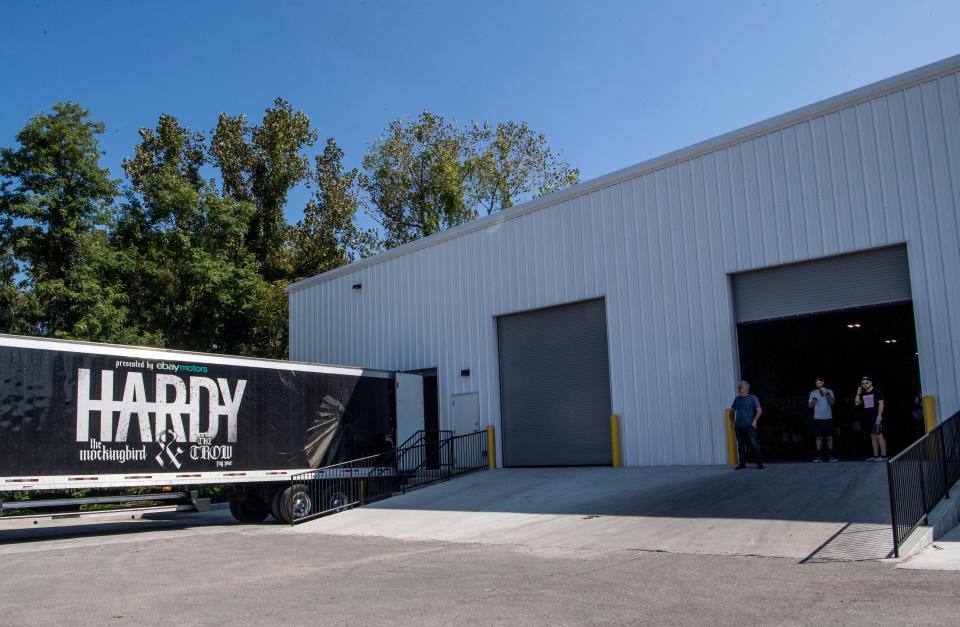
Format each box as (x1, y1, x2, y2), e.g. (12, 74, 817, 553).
(289, 62, 960, 467)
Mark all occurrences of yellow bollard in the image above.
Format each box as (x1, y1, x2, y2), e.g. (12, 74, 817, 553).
(610, 414, 622, 468)
(486, 424, 496, 470)
(923, 395, 937, 433)
(724, 408, 737, 465)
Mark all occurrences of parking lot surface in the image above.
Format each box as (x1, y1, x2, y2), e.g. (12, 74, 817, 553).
(1, 507, 958, 625)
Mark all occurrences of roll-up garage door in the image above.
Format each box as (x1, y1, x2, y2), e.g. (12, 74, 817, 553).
(732, 245, 911, 323)
(498, 299, 612, 467)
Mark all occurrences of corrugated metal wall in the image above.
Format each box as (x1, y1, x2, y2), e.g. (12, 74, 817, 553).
(289, 64, 960, 467)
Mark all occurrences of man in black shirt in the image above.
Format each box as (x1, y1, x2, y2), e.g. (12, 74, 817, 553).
(855, 375, 887, 461)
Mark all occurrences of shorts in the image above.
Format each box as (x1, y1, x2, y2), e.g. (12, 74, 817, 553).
(871, 421, 884, 435)
(813, 419, 834, 438)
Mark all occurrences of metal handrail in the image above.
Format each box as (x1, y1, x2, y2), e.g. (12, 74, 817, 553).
(289, 430, 488, 525)
(395, 429, 426, 450)
(887, 410, 960, 556)
(395, 429, 453, 470)
(369, 430, 453, 480)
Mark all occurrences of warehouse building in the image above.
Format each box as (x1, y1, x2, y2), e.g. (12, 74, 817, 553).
(287, 55, 960, 467)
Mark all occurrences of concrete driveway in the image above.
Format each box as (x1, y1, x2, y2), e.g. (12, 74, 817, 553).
(297, 463, 893, 560)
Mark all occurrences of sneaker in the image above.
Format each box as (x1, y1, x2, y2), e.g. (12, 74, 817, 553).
(828, 457, 839, 463)
(877, 456, 888, 462)
(865, 456, 877, 462)
(813, 458, 823, 463)
(734, 464, 746, 470)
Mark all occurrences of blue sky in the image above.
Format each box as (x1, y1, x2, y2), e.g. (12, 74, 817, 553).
(3, 0, 959, 227)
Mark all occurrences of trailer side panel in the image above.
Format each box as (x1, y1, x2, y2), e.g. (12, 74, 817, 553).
(0, 344, 393, 478)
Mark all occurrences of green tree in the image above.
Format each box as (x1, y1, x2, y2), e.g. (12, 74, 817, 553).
(362, 111, 473, 247)
(0, 102, 132, 341)
(230, 279, 289, 358)
(2, 102, 580, 356)
(0, 233, 30, 335)
(465, 120, 579, 214)
(363, 112, 579, 247)
(290, 138, 379, 281)
(115, 114, 280, 355)
(210, 98, 317, 280)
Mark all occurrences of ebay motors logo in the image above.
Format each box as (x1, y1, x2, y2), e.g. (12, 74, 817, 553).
(76, 368, 245, 468)
(155, 361, 209, 374)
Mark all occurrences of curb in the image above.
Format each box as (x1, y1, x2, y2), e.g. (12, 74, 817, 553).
(896, 480, 960, 560)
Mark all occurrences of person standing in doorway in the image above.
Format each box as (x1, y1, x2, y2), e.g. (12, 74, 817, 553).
(809, 377, 838, 463)
(731, 381, 764, 470)
(855, 375, 887, 461)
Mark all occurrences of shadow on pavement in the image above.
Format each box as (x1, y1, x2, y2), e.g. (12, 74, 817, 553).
(801, 522, 895, 562)
(0, 509, 242, 544)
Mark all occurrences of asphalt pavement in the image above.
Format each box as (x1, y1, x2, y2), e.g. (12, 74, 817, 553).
(0, 505, 958, 625)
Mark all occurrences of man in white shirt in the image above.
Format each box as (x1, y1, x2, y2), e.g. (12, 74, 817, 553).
(808, 376, 838, 462)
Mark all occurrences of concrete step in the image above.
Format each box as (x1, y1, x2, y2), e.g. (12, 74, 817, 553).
(895, 479, 960, 565)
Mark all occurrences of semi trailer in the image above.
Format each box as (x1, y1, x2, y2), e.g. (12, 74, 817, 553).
(0, 334, 425, 522)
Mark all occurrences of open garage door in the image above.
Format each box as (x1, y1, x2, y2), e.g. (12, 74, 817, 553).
(732, 245, 911, 323)
(733, 245, 921, 461)
(498, 299, 612, 467)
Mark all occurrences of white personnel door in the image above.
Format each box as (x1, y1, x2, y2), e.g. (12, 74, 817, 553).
(395, 373, 425, 448)
(452, 393, 480, 434)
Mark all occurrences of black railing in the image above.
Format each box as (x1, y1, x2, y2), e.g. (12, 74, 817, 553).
(288, 430, 488, 525)
(395, 429, 452, 450)
(887, 410, 960, 556)
(390, 429, 453, 473)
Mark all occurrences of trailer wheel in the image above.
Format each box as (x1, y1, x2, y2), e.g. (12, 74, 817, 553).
(229, 494, 270, 523)
(322, 486, 352, 513)
(269, 488, 285, 522)
(282, 484, 314, 523)
(229, 498, 243, 522)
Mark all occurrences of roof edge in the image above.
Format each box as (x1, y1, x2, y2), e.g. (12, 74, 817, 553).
(287, 52, 960, 294)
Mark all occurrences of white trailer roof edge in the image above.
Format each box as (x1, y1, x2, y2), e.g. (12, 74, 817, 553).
(0, 334, 393, 379)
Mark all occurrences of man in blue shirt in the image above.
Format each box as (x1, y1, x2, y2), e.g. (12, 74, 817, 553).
(731, 380, 764, 470)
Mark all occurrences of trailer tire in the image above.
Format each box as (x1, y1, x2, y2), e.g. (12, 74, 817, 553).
(322, 486, 352, 513)
(270, 487, 285, 522)
(229, 494, 270, 523)
(282, 484, 314, 523)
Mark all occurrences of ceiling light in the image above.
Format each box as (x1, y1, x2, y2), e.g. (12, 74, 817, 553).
(846, 323, 862, 329)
